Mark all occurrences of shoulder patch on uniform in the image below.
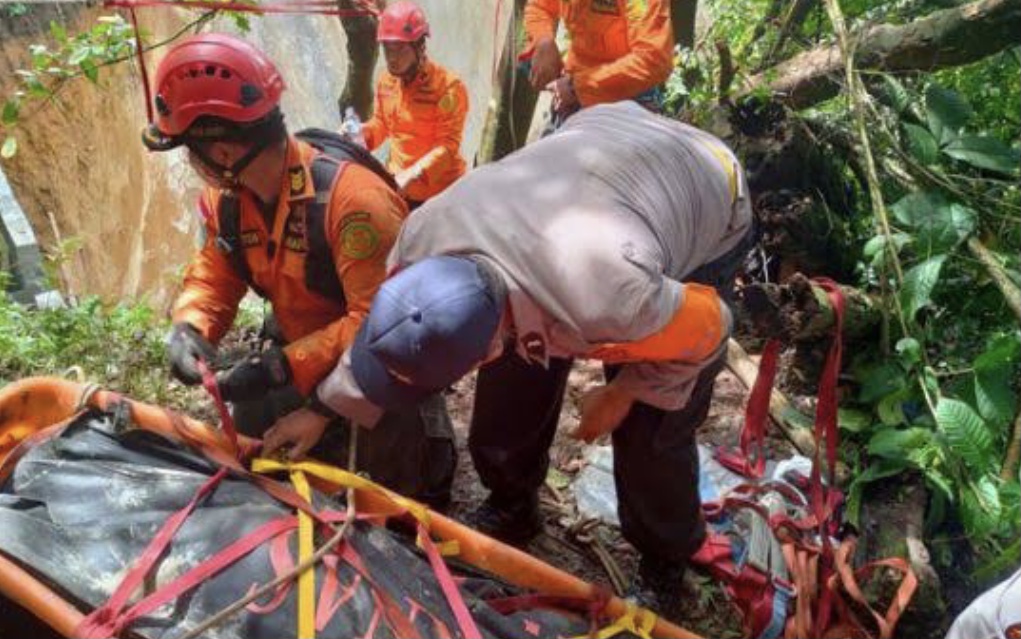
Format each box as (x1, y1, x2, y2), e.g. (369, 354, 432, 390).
(289, 167, 307, 196)
(439, 89, 458, 113)
(339, 212, 380, 259)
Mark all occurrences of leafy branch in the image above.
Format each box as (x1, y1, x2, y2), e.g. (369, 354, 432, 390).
(1, 6, 247, 159)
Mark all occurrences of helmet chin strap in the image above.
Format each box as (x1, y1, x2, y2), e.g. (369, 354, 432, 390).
(188, 132, 276, 188)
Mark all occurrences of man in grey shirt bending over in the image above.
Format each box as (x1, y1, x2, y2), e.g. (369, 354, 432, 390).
(264, 101, 755, 619)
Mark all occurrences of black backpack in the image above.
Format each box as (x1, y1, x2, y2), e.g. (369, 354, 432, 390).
(214, 128, 396, 303)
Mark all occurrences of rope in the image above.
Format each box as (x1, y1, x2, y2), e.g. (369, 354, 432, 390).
(104, 0, 380, 17)
(74, 382, 102, 413)
(127, 7, 154, 124)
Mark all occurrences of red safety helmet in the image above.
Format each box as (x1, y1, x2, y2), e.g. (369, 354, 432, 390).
(145, 33, 285, 150)
(378, 1, 430, 43)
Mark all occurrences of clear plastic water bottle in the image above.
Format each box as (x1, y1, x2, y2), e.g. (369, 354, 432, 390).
(341, 107, 366, 148)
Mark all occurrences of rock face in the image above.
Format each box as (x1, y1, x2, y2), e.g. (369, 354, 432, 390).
(0, 1, 503, 306)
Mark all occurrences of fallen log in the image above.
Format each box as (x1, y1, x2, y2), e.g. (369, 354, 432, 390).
(740, 273, 881, 342)
(739, 0, 1021, 110)
(859, 474, 945, 638)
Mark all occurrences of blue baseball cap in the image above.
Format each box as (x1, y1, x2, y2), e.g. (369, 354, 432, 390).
(351, 255, 506, 409)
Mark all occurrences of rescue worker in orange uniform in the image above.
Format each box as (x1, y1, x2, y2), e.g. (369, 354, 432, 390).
(523, 0, 674, 119)
(357, 1, 469, 207)
(147, 33, 454, 506)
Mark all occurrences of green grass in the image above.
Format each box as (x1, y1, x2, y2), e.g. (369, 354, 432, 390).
(0, 287, 188, 408)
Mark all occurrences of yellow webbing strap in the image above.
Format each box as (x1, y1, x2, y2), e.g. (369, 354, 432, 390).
(571, 602, 657, 639)
(253, 457, 459, 557)
(289, 468, 316, 639)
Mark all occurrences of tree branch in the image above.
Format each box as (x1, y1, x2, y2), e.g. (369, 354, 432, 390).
(966, 236, 1021, 323)
(741, 0, 1021, 109)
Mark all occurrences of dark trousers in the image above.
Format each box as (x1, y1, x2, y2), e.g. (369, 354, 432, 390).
(469, 231, 751, 561)
(233, 388, 456, 508)
(469, 353, 719, 561)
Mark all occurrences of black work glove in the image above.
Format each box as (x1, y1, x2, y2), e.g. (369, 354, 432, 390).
(216, 347, 293, 402)
(167, 323, 217, 386)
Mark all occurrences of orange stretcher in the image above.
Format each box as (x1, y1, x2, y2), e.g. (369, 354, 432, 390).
(0, 376, 701, 639)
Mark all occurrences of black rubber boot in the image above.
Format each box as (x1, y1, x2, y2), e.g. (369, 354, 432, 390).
(465, 493, 542, 546)
(627, 555, 688, 623)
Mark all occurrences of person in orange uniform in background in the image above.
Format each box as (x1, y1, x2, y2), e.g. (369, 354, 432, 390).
(149, 33, 454, 506)
(523, 0, 674, 121)
(359, 1, 469, 207)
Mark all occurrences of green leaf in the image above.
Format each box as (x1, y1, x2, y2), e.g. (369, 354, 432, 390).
(838, 408, 873, 433)
(903, 123, 939, 165)
(960, 475, 1002, 538)
(896, 337, 922, 367)
(943, 135, 1021, 177)
(545, 468, 571, 490)
(877, 390, 909, 426)
(925, 84, 973, 144)
(80, 58, 99, 83)
(0, 135, 16, 159)
(1, 99, 19, 126)
(974, 370, 1017, 430)
(901, 255, 947, 322)
(49, 20, 67, 42)
(974, 333, 1021, 372)
(973, 333, 1020, 429)
(974, 536, 1020, 583)
(846, 459, 909, 526)
(925, 467, 955, 503)
(890, 191, 976, 252)
(25, 76, 48, 98)
(856, 361, 908, 403)
(863, 233, 911, 260)
(868, 427, 932, 459)
(880, 74, 911, 115)
(67, 46, 90, 67)
(936, 398, 995, 475)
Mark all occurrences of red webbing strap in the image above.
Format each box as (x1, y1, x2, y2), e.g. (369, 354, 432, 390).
(807, 277, 845, 637)
(716, 339, 781, 478)
(827, 536, 918, 639)
(102, 516, 298, 634)
(486, 592, 610, 637)
(75, 466, 230, 638)
(810, 278, 844, 510)
(336, 542, 427, 638)
(198, 360, 240, 458)
(417, 521, 483, 639)
(127, 7, 153, 124)
(104, 0, 379, 16)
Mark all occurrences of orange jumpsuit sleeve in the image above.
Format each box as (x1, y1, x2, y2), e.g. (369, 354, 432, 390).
(170, 191, 248, 344)
(361, 77, 389, 151)
(590, 284, 725, 365)
(282, 166, 407, 394)
(523, 0, 560, 43)
(571, 0, 675, 106)
(403, 77, 469, 196)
